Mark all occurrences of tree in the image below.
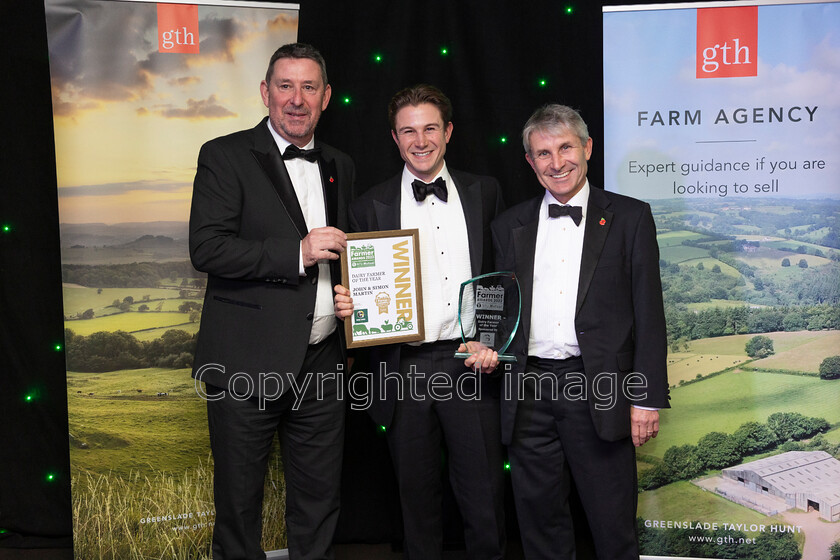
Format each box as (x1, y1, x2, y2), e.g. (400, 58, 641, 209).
(781, 257, 791, 267)
(122, 295, 134, 304)
(745, 335, 774, 358)
(81, 308, 95, 320)
(711, 264, 721, 273)
(752, 531, 801, 560)
(830, 540, 840, 560)
(798, 258, 808, 268)
(662, 444, 704, 480)
(696, 432, 741, 469)
(733, 421, 776, 455)
(138, 304, 149, 312)
(696, 262, 705, 271)
(820, 356, 840, 380)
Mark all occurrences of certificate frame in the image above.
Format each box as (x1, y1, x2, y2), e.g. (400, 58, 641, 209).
(341, 229, 425, 348)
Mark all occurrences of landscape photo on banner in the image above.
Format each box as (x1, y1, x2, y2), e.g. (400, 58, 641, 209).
(44, 0, 299, 557)
(604, 2, 840, 559)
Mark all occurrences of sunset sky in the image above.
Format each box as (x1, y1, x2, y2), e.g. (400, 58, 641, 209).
(46, 0, 299, 223)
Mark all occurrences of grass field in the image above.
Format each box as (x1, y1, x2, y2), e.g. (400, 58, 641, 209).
(685, 299, 766, 311)
(683, 330, 830, 356)
(67, 368, 209, 476)
(666, 354, 746, 386)
(642, 368, 840, 459)
(660, 245, 711, 264)
(657, 231, 712, 247)
(63, 286, 181, 315)
(678, 258, 741, 278)
(752, 331, 840, 372)
(68, 367, 288, 558)
(639, 480, 771, 529)
(132, 322, 200, 341)
(65, 312, 192, 336)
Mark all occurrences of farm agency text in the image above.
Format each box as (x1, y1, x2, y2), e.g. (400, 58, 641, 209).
(636, 105, 818, 126)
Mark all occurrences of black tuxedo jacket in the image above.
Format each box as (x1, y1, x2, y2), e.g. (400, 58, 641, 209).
(189, 117, 355, 395)
(492, 186, 669, 444)
(348, 169, 505, 427)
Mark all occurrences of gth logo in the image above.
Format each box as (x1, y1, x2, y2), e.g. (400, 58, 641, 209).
(696, 6, 757, 79)
(157, 4, 199, 54)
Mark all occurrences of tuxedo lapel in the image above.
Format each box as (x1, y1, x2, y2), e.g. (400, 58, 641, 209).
(452, 173, 483, 277)
(317, 147, 339, 228)
(513, 199, 541, 346)
(576, 188, 613, 316)
(251, 128, 309, 239)
(372, 176, 402, 231)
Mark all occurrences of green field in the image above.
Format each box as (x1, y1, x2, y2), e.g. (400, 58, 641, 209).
(65, 311, 192, 336)
(657, 231, 712, 247)
(67, 368, 208, 476)
(685, 299, 765, 311)
(683, 330, 830, 356)
(643, 369, 840, 459)
(679, 258, 741, 278)
(660, 245, 711, 263)
(63, 285, 181, 315)
(639, 480, 771, 529)
(68, 368, 287, 558)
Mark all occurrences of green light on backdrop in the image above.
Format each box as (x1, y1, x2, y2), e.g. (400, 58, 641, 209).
(504, 461, 511, 471)
(54, 343, 63, 352)
(440, 47, 449, 56)
(538, 79, 548, 87)
(343, 96, 351, 105)
(46, 473, 56, 482)
(565, 5, 574, 14)
(2, 224, 11, 233)
(379, 425, 387, 433)
(500, 136, 507, 144)
(373, 53, 382, 63)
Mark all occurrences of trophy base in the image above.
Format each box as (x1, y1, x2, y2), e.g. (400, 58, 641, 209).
(454, 352, 517, 362)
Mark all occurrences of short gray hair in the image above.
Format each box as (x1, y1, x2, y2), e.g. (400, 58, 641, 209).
(522, 104, 589, 155)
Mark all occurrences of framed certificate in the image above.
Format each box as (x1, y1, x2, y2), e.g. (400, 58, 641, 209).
(341, 229, 425, 348)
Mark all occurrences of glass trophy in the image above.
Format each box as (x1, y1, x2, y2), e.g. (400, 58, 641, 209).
(454, 271, 521, 362)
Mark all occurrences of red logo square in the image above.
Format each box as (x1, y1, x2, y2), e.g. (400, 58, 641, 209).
(696, 6, 757, 79)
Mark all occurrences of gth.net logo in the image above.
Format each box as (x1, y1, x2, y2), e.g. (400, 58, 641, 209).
(696, 6, 757, 79)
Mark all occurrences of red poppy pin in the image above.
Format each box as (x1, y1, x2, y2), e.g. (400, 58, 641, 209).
(329, 177, 335, 183)
(599, 218, 606, 226)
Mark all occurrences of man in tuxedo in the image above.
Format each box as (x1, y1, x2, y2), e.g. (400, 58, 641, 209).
(189, 43, 355, 560)
(491, 104, 669, 560)
(334, 84, 505, 559)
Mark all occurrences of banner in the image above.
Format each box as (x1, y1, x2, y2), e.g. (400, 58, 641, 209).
(604, 2, 840, 559)
(44, 0, 298, 557)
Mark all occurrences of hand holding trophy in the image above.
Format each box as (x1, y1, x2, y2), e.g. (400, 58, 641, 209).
(454, 271, 521, 363)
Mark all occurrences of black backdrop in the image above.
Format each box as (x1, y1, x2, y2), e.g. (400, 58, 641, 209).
(0, 0, 691, 553)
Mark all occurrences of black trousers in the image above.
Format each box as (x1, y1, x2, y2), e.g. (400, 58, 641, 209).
(206, 333, 345, 560)
(509, 356, 638, 560)
(386, 340, 506, 560)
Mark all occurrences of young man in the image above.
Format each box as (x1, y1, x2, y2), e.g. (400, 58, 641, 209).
(334, 84, 506, 560)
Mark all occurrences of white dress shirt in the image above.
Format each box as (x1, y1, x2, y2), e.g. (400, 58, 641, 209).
(399, 163, 474, 343)
(528, 182, 590, 359)
(266, 121, 334, 344)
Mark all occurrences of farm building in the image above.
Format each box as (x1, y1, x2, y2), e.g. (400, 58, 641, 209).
(721, 451, 840, 522)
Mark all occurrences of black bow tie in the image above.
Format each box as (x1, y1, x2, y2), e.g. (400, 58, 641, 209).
(282, 144, 321, 163)
(411, 177, 448, 202)
(548, 203, 583, 226)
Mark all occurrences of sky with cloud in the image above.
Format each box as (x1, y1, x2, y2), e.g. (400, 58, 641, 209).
(45, 0, 298, 223)
(603, 1, 840, 200)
